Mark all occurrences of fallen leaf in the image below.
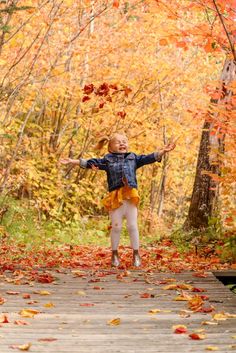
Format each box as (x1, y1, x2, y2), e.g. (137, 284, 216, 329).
(148, 309, 161, 314)
(140, 293, 151, 298)
(0, 297, 6, 305)
(193, 272, 208, 278)
(172, 325, 188, 334)
(76, 291, 86, 296)
(189, 333, 206, 340)
(35, 290, 51, 296)
(38, 338, 57, 342)
(201, 321, 218, 325)
(107, 318, 121, 326)
(0, 314, 9, 323)
(43, 302, 55, 308)
(22, 294, 31, 299)
(212, 313, 228, 321)
(19, 309, 40, 318)
(10, 343, 31, 351)
(205, 347, 219, 351)
(14, 320, 29, 326)
(6, 291, 20, 295)
(79, 303, 95, 307)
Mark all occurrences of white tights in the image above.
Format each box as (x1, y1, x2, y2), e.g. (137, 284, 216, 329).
(109, 200, 139, 250)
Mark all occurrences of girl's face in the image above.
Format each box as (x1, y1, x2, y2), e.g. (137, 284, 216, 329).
(109, 134, 128, 153)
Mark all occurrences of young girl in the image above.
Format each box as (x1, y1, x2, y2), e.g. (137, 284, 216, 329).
(60, 133, 176, 267)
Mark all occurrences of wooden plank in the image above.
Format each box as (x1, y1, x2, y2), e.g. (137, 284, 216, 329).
(0, 270, 236, 353)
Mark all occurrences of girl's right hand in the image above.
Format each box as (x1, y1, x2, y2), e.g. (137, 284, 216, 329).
(60, 158, 77, 165)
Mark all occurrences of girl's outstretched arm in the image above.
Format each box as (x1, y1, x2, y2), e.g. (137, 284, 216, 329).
(60, 157, 107, 171)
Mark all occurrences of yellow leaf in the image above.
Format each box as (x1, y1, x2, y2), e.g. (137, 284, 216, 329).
(212, 313, 228, 321)
(0, 59, 6, 65)
(11, 343, 31, 351)
(19, 309, 40, 318)
(201, 321, 218, 325)
(107, 318, 121, 326)
(205, 347, 219, 351)
(172, 324, 187, 330)
(43, 302, 55, 308)
(38, 291, 51, 296)
(148, 309, 161, 314)
(76, 291, 86, 296)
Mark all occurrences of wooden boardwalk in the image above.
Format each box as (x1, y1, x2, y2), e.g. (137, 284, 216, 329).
(0, 269, 236, 352)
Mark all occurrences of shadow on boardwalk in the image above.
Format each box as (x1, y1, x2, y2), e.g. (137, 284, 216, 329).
(0, 270, 236, 352)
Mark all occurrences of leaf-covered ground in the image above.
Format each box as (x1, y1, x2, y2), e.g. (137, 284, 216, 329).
(0, 238, 235, 274)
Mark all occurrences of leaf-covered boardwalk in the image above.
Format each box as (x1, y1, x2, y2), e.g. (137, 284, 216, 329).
(0, 270, 236, 353)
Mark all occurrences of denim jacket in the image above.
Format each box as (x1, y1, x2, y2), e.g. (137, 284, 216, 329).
(80, 152, 162, 192)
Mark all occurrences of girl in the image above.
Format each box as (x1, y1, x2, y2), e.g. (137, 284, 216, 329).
(60, 133, 176, 267)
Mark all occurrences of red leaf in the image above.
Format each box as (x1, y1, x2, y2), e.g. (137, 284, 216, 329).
(14, 320, 29, 326)
(140, 293, 151, 298)
(79, 303, 95, 307)
(0, 314, 9, 323)
(83, 84, 94, 95)
(175, 327, 188, 334)
(22, 294, 31, 299)
(113, 0, 119, 8)
(82, 95, 90, 103)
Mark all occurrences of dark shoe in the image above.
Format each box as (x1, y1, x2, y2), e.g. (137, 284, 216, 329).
(111, 250, 120, 267)
(133, 250, 141, 267)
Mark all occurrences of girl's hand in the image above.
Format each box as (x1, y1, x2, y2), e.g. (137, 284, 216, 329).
(163, 142, 176, 152)
(60, 158, 78, 165)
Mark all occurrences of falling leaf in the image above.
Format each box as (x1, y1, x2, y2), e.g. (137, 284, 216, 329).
(112, 0, 119, 9)
(189, 333, 206, 340)
(205, 347, 219, 351)
(19, 309, 40, 318)
(107, 318, 121, 326)
(10, 343, 31, 350)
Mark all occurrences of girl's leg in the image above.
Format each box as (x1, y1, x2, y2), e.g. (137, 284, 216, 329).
(109, 204, 124, 266)
(124, 200, 139, 250)
(124, 201, 141, 267)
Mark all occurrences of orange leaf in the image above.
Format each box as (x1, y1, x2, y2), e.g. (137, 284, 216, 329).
(159, 39, 168, 46)
(107, 317, 121, 326)
(14, 320, 29, 326)
(113, 0, 119, 8)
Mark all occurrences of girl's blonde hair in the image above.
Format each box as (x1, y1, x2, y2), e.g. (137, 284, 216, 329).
(94, 133, 128, 152)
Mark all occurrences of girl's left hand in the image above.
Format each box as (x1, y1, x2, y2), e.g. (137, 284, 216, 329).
(163, 142, 176, 152)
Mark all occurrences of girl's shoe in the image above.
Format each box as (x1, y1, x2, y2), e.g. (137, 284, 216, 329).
(111, 250, 120, 267)
(133, 250, 141, 267)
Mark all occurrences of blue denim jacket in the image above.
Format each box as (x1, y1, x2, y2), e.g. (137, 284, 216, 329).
(80, 152, 162, 192)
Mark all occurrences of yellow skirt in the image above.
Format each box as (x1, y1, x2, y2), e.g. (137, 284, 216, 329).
(102, 186, 140, 211)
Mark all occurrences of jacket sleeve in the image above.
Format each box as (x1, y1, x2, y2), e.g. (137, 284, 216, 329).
(135, 152, 162, 169)
(79, 157, 107, 171)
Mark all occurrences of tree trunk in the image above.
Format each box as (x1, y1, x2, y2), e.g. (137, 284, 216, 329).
(184, 59, 236, 230)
